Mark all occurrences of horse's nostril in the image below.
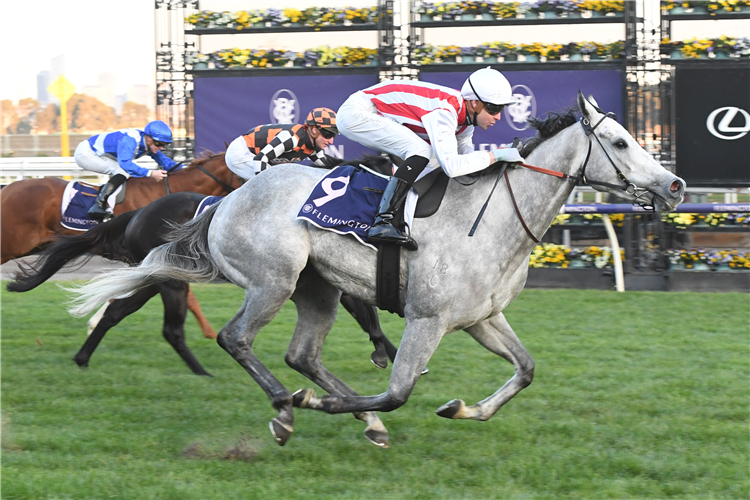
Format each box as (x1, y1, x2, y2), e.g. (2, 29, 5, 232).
(669, 180, 683, 193)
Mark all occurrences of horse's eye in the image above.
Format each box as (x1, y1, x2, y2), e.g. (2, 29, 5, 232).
(614, 140, 628, 150)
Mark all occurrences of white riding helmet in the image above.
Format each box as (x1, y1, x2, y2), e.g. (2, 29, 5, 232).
(460, 67, 514, 106)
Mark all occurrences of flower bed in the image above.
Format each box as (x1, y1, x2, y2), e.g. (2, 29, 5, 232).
(549, 212, 750, 229)
(185, 7, 379, 29)
(660, 36, 750, 59)
(414, 40, 624, 64)
(666, 249, 750, 270)
(413, 1, 625, 20)
(663, 212, 750, 228)
(529, 243, 624, 268)
(551, 213, 625, 226)
(661, 0, 750, 14)
(188, 46, 378, 69)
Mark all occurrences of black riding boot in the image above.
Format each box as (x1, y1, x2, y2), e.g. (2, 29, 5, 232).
(368, 177, 418, 250)
(88, 174, 126, 221)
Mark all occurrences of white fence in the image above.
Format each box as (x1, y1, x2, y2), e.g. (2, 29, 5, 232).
(0, 157, 159, 186)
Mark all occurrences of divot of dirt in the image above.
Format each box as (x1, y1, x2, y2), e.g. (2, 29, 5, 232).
(181, 435, 260, 462)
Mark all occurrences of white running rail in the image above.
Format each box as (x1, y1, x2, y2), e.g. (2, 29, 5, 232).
(0, 157, 158, 185)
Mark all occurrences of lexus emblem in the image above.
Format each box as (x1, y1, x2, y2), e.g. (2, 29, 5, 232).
(706, 106, 750, 140)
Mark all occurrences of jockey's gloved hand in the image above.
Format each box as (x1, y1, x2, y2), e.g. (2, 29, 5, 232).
(490, 148, 524, 165)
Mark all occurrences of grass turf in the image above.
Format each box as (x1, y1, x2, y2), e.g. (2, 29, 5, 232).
(1, 283, 748, 499)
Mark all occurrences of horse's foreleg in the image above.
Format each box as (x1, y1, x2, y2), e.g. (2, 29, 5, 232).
(186, 286, 217, 339)
(74, 286, 160, 368)
(288, 281, 390, 448)
(295, 316, 445, 416)
(216, 288, 296, 447)
(86, 301, 111, 336)
(158, 280, 211, 376)
(437, 313, 534, 421)
(338, 294, 396, 369)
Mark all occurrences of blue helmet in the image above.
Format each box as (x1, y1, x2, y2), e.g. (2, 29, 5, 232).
(144, 120, 173, 143)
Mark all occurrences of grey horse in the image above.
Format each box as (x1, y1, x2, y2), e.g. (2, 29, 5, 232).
(67, 93, 685, 448)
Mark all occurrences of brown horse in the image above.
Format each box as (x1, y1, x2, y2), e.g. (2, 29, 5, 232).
(1, 153, 240, 339)
(1, 152, 240, 263)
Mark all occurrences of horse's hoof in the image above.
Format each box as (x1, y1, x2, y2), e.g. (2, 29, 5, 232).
(365, 428, 390, 448)
(73, 356, 89, 368)
(436, 399, 465, 419)
(421, 367, 429, 375)
(371, 351, 388, 370)
(269, 418, 293, 447)
(292, 388, 315, 408)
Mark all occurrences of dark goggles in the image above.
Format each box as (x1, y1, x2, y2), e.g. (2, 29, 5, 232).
(153, 139, 169, 148)
(482, 102, 505, 115)
(319, 128, 337, 139)
(468, 77, 505, 115)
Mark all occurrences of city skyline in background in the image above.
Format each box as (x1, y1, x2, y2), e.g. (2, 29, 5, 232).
(1, 1, 747, 124)
(34, 54, 155, 113)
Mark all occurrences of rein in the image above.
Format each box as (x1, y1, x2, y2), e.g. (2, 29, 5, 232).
(196, 163, 241, 194)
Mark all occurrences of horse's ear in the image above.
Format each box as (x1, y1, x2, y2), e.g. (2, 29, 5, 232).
(577, 90, 599, 120)
(587, 94, 600, 108)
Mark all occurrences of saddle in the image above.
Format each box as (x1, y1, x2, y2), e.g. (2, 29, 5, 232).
(378, 141, 522, 316)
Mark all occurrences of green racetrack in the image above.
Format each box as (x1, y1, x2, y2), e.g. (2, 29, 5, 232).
(1, 283, 748, 499)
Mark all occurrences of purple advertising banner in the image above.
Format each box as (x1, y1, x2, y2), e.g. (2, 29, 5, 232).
(193, 72, 380, 159)
(420, 68, 625, 150)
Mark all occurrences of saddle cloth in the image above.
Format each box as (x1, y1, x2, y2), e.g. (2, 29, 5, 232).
(61, 181, 123, 231)
(296, 164, 389, 250)
(194, 195, 223, 218)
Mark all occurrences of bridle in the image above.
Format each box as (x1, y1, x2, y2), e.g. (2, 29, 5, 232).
(196, 163, 242, 194)
(470, 107, 658, 243)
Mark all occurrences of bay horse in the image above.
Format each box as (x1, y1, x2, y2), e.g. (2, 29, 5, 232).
(67, 93, 686, 448)
(1, 152, 241, 339)
(0, 152, 240, 264)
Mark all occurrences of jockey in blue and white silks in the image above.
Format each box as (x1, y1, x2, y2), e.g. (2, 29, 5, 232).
(74, 120, 176, 220)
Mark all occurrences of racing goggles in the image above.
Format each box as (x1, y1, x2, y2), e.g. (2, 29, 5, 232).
(319, 128, 337, 139)
(468, 77, 505, 115)
(153, 139, 169, 148)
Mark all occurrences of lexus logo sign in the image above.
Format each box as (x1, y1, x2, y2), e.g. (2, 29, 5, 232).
(706, 106, 750, 140)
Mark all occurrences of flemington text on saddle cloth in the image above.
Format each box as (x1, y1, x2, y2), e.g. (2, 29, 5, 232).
(297, 164, 389, 250)
(60, 181, 122, 231)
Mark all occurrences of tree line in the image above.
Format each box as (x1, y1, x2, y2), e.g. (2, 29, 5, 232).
(1, 94, 151, 135)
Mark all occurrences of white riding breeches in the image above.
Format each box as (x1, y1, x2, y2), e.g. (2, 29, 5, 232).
(337, 91, 442, 229)
(74, 141, 130, 178)
(225, 136, 263, 180)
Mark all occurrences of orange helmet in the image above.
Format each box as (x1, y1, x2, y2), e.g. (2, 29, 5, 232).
(305, 107, 339, 135)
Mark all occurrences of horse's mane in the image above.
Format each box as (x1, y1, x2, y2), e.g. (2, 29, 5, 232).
(518, 107, 579, 158)
(175, 151, 227, 173)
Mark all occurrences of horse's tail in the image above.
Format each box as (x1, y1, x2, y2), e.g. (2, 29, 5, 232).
(66, 203, 222, 317)
(7, 210, 139, 293)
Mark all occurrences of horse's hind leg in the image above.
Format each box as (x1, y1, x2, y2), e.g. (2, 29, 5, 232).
(186, 286, 217, 339)
(74, 286, 160, 368)
(287, 273, 390, 448)
(158, 280, 211, 376)
(436, 312, 534, 421)
(216, 286, 297, 446)
(339, 294, 397, 369)
(87, 302, 111, 336)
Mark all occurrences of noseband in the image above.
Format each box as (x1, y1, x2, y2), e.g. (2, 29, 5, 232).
(578, 112, 655, 211)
